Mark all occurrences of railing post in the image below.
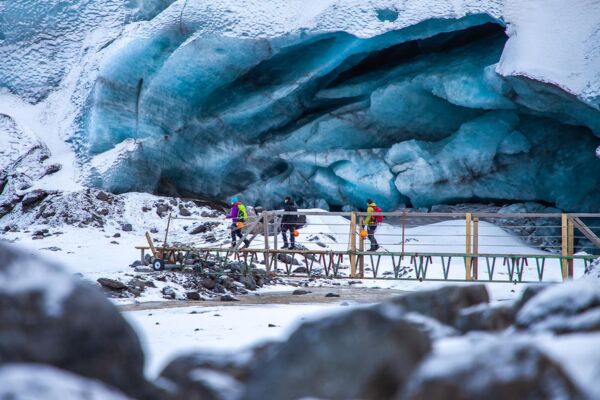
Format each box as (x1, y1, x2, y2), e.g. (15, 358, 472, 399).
(465, 213, 472, 281)
(567, 215, 574, 278)
(359, 217, 365, 278)
(561, 213, 568, 280)
(350, 212, 357, 278)
(473, 215, 479, 280)
(263, 212, 270, 273)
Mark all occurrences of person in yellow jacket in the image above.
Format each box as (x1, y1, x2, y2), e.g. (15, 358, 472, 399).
(363, 199, 381, 251)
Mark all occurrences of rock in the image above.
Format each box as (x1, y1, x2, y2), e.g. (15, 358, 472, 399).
(400, 340, 585, 400)
(113, 233, 121, 238)
(513, 284, 550, 311)
(41, 206, 56, 218)
(220, 294, 239, 302)
(516, 280, 600, 334)
(0, 364, 129, 400)
(239, 275, 257, 290)
(150, 227, 159, 233)
(134, 266, 153, 273)
(127, 278, 147, 292)
(292, 289, 310, 295)
(142, 206, 151, 212)
(190, 223, 215, 235)
(277, 254, 301, 265)
(0, 242, 150, 398)
(201, 278, 216, 290)
(121, 223, 133, 232)
(179, 206, 192, 217)
(97, 207, 109, 216)
(21, 190, 48, 207)
(268, 324, 277, 327)
(389, 285, 489, 325)
(44, 163, 62, 175)
(583, 258, 600, 280)
(96, 191, 111, 202)
(243, 306, 431, 400)
(162, 286, 177, 299)
(97, 278, 127, 291)
(325, 292, 340, 298)
(454, 303, 515, 333)
(292, 266, 307, 274)
(156, 203, 170, 217)
(186, 291, 201, 301)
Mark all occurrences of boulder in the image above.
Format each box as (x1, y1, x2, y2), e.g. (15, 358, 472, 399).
(0, 242, 150, 398)
(454, 303, 515, 333)
(516, 280, 600, 334)
(400, 340, 585, 399)
(121, 223, 133, 232)
(186, 291, 201, 300)
(179, 207, 192, 217)
(21, 190, 48, 207)
(389, 285, 489, 325)
(0, 363, 129, 400)
(97, 278, 127, 291)
(292, 266, 307, 274)
(95, 191, 112, 202)
(292, 289, 310, 295)
(239, 275, 256, 291)
(513, 284, 550, 312)
(220, 295, 239, 302)
(242, 306, 431, 400)
(201, 278, 216, 290)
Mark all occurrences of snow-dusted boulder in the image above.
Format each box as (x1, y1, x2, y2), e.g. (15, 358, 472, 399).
(388, 284, 489, 325)
(454, 302, 515, 333)
(242, 306, 431, 400)
(0, 363, 129, 400)
(0, 241, 150, 398)
(583, 258, 600, 281)
(400, 338, 585, 400)
(516, 280, 600, 334)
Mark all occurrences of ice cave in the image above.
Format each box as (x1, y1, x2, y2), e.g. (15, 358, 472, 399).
(2, 0, 600, 211)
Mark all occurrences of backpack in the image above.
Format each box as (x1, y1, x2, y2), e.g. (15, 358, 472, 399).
(237, 203, 247, 222)
(295, 214, 307, 229)
(373, 206, 383, 224)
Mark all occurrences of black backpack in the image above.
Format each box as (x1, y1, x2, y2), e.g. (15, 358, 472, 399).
(296, 214, 307, 229)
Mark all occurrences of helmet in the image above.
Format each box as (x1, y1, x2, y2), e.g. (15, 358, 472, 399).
(230, 196, 239, 204)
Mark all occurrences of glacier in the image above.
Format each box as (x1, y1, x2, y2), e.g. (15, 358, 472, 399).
(1, 0, 600, 210)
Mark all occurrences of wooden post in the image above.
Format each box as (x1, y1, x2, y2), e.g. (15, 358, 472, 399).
(350, 212, 357, 278)
(561, 213, 568, 280)
(465, 213, 472, 281)
(359, 217, 365, 278)
(163, 213, 172, 247)
(145, 231, 157, 258)
(473, 216, 479, 280)
(273, 214, 278, 272)
(263, 212, 270, 272)
(567, 215, 574, 278)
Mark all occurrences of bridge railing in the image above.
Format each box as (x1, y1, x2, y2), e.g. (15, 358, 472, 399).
(141, 210, 600, 283)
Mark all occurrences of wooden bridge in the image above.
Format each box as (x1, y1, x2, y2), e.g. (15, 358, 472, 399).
(136, 210, 600, 283)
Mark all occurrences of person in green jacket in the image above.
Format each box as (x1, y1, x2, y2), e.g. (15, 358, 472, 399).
(364, 199, 380, 251)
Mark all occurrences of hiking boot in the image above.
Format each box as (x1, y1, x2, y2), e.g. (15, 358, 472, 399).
(368, 245, 379, 252)
(230, 242, 237, 248)
(281, 244, 289, 249)
(242, 239, 250, 248)
(289, 244, 295, 250)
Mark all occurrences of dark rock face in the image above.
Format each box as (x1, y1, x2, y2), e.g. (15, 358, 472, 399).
(0, 242, 149, 399)
(400, 341, 585, 400)
(455, 303, 515, 333)
(242, 306, 431, 400)
(21, 190, 48, 207)
(389, 285, 489, 325)
(516, 280, 600, 334)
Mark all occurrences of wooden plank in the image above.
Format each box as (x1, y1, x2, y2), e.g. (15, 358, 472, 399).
(145, 231, 157, 258)
(263, 212, 270, 272)
(561, 213, 568, 281)
(572, 217, 600, 248)
(568, 217, 574, 278)
(473, 216, 479, 280)
(350, 212, 357, 278)
(465, 213, 472, 281)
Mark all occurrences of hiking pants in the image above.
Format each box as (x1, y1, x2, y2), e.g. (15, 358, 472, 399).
(281, 225, 295, 247)
(367, 225, 378, 247)
(230, 223, 243, 243)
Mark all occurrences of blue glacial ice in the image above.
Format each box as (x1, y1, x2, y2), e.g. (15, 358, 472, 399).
(2, 0, 600, 211)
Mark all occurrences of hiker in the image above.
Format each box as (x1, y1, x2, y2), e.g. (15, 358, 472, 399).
(363, 198, 382, 251)
(226, 197, 250, 248)
(281, 196, 298, 249)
